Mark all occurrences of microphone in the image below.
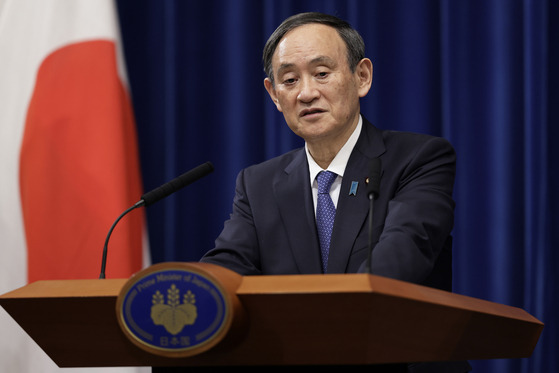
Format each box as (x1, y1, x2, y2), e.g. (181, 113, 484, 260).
(365, 158, 381, 274)
(99, 161, 214, 279)
(140, 161, 214, 207)
(366, 158, 381, 199)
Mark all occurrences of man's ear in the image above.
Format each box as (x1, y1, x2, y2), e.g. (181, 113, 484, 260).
(264, 77, 282, 112)
(355, 58, 373, 98)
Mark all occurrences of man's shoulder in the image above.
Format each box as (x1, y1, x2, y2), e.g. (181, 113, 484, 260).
(380, 128, 454, 151)
(244, 147, 305, 175)
(359, 119, 455, 161)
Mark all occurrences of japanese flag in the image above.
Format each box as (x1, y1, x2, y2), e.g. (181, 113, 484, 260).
(0, 0, 148, 371)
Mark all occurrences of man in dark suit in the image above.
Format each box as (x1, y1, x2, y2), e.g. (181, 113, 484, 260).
(201, 12, 471, 373)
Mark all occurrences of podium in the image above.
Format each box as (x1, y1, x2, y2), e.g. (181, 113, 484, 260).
(0, 262, 543, 368)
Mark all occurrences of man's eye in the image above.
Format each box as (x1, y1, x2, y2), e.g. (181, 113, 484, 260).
(317, 72, 329, 78)
(283, 78, 297, 85)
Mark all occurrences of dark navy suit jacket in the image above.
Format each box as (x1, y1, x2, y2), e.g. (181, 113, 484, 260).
(202, 117, 456, 290)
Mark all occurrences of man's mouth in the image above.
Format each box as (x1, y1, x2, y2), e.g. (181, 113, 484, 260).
(300, 108, 325, 117)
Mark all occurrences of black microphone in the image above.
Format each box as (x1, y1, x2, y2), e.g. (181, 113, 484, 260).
(140, 161, 214, 207)
(366, 158, 381, 199)
(99, 161, 214, 279)
(365, 158, 381, 274)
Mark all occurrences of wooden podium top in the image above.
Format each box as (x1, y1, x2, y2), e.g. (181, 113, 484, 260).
(0, 265, 544, 368)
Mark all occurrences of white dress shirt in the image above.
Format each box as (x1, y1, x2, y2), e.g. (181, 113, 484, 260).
(305, 115, 362, 215)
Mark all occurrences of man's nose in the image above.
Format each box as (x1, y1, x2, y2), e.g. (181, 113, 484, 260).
(297, 77, 320, 103)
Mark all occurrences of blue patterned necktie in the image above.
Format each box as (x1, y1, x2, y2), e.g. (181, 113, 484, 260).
(316, 171, 337, 273)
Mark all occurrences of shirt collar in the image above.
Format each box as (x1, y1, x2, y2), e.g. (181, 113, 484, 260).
(306, 115, 363, 184)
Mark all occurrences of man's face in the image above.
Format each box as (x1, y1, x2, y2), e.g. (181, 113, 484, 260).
(264, 23, 371, 146)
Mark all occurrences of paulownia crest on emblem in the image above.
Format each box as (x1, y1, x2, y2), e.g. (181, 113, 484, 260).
(151, 284, 198, 335)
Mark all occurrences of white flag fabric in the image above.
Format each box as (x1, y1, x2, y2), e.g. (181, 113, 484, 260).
(0, 0, 148, 371)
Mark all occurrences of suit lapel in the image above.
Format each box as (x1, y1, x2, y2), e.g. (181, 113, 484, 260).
(327, 119, 386, 273)
(274, 150, 323, 274)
